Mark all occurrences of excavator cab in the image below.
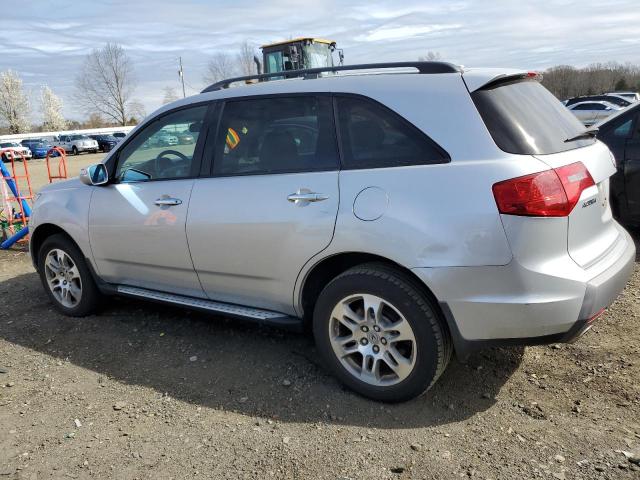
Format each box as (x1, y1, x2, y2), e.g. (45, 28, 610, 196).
(259, 38, 343, 77)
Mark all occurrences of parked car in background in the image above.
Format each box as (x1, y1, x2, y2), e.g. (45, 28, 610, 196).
(55, 134, 99, 155)
(151, 131, 179, 146)
(22, 140, 58, 159)
(567, 100, 621, 125)
(89, 135, 119, 152)
(606, 91, 639, 103)
(595, 101, 640, 226)
(565, 94, 631, 108)
(177, 132, 195, 144)
(0, 141, 32, 160)
(112, 132, 127, 139)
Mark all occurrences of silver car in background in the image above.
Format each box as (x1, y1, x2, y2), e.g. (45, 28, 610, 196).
(567, 100, 621, 125)
(29, 62, 635, 402)
(606, 91, 639, 103)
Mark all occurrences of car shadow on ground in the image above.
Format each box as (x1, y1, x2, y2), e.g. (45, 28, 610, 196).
(0, 271, 524, 429)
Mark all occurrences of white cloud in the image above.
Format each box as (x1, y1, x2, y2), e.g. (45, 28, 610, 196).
(0, 0, 637, 122)
(355, 24, 462, 42)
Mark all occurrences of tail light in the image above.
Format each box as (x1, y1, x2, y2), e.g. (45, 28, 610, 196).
(493, 161, 595, 217)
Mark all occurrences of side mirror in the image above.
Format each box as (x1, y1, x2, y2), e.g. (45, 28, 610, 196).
(79, 163, 108, 186)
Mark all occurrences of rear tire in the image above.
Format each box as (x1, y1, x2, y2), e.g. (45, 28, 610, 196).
(72, 146, 78, 156)
(313, 263, 451, 402)
(38, 234, 103, 317)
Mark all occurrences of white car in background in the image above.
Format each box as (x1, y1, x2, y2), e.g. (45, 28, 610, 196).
(55, 134, 99, 155)
(0, 141, 33, 160)
(606, 91, 639, 103)
(567, 100, 621, 125)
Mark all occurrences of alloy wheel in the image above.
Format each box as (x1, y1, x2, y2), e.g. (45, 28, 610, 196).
(44, 248, 82, 308)
(328, 294, 417, 386)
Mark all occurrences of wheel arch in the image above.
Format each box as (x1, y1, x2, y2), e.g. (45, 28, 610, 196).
(297, 251, 445, 325)
(30, 223, 83, 269)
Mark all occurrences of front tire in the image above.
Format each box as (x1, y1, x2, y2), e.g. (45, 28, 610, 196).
(38, 234, 102, 317)
(72, 146, 78, 155)
(313, 263, 451, 402)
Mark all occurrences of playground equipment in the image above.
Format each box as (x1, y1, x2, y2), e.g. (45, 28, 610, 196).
(0, 149, 33, 248)
(0, 147, 68, 249)
(46, 147, 68, 183)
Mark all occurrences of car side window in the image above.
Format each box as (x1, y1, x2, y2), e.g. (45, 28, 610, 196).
(213, 96, 338, 176)
(116, 105, 207, 183)
(336, 96, 449, 169)
(612, 118, 634, 138)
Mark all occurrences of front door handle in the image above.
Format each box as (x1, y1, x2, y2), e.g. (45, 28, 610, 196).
(154, 197, 182, 206)
(287, 191, 329, 203)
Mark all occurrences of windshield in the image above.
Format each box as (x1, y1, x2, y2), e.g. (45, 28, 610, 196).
(472, 79, 595, 155)
(0, 142, 19, 148)
(303, 43, 333, 69)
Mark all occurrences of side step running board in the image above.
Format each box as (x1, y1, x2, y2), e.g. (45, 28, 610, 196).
(117, 285, 302, 331)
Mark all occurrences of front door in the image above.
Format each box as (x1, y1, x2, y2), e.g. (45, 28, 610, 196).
(187, 95, 340, 313)
(89, 104, 210, 297)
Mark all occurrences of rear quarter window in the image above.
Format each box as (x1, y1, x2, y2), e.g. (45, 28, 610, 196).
(472, 79, 594, 155)
(335, 96, 449, 169)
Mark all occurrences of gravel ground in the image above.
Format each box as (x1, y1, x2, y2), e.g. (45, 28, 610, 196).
(0, 158, 639, 479)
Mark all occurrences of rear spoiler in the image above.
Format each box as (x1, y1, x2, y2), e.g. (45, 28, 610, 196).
(462, 69, 542, 92)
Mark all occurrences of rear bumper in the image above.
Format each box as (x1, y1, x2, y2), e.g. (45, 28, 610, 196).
(413, 227, 635, 359)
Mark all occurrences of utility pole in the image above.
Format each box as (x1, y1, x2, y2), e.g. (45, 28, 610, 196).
(178, 57, 186, 98)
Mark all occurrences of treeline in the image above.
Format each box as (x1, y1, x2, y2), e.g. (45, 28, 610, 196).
(542, 62, 640, 100)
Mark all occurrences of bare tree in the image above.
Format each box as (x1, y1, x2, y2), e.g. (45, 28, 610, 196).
(0, 70, 31, 134)
(204, 52, 238, 84)
(542, 62, 640, 99)
(162, 86, 179, 105)
(237, 41, 258, 76)
(418, 51, 442, 61)
(128, 100, 147, 124)
(40, 85, 66, 131)
(84, 112, 106, 129)
(75, 43, 137, 126)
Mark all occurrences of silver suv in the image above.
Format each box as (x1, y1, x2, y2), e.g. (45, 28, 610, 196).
(29, 62, 635, 402)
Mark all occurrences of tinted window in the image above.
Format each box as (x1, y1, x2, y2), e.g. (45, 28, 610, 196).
(613, 118, 634, 138)
(592, 103, 606, 111)
(573, 104, 592, 111)
(116, 105, 207, 182)
(336, 96, 448, 169)
(213, 96, 338, 175)
(472, 79, 594, 155)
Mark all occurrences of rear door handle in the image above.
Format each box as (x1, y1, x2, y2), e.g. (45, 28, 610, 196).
(154, 197, 182, 206)
(287, 192, 329, 203)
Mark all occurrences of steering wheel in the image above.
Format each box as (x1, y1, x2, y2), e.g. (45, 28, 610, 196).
(155, 150, 189, 178)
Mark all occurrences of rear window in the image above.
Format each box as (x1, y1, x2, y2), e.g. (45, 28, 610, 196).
(472, 79, 595, 155)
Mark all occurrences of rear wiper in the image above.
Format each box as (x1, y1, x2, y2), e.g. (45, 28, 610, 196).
(565, 127, 599, 142)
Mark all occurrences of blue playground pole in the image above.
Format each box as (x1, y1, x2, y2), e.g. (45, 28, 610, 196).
(0, 155, 32, 249)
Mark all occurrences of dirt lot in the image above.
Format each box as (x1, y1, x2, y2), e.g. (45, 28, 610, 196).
(0, 157, 639, 479)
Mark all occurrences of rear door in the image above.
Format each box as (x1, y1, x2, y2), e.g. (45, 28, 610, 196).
(89, 104, 210, 297)
(187, 95, 340, 313)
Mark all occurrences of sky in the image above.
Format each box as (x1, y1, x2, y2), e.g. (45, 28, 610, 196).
(0, 0, 639, 123)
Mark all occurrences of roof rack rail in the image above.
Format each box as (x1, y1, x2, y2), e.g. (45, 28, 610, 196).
(201, 61, 462, 93)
